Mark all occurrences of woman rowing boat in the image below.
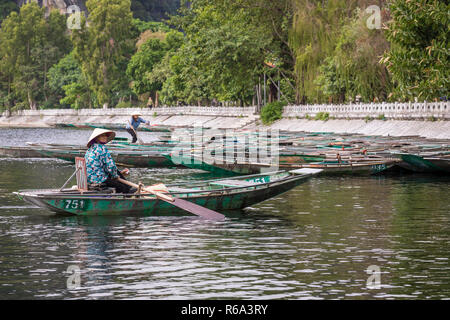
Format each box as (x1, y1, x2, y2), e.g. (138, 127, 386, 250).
(85, 128, 136, 193)
(126, 112, 150, 143)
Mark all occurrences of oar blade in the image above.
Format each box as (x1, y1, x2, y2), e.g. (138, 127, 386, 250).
(171, 198, 225, 221)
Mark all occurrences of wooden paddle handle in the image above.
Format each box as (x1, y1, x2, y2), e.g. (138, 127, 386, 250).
(117, 177, 174, 202)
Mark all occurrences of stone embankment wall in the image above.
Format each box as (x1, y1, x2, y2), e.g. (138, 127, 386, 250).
(1, 102, 449, 139)
(273, 102, 450, 140)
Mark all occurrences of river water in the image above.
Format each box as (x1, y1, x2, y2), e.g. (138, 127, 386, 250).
(0, 128, 449, 300)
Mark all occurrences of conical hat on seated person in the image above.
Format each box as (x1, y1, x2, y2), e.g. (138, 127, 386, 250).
(87, 128, 116, 147)
(131, 111, 142, 117)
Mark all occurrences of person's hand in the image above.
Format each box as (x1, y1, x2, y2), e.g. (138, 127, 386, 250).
(121, 168, 130, 176)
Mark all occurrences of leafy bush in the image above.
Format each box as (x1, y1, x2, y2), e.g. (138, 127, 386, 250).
(260, 101, 287, 125)
(39, 96, 60, 109)
(314, 112, 329, 121)
(115, 101, 134, 109)
(364, 115, 373, 123)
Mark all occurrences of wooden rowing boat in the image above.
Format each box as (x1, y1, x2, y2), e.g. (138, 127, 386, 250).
(0, 146, 49, 158)
(14, 169, 321, 216)
(35, 148, 177, 168)
(397, 153, 450, 173)
(170, 154, 400, 175)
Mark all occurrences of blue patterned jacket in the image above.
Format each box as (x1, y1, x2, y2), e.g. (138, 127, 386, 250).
(85, 143, 118, 184)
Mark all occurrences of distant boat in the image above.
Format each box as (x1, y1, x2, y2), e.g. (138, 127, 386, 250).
(169, 154, 400, 175)
(35, 148, 177, 168)
(0, 146, 47, 158)
(397, 153, 450, 173)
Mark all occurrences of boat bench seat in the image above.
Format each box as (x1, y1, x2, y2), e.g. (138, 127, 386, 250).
(168, 187, 199, 193)
(209, 179, 257, 188)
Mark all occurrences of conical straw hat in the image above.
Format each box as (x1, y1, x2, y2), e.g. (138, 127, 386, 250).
(87, 129, 116, 147)
(131, 111, 142, 117)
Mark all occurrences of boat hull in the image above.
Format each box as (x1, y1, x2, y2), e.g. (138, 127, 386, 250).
(37, 149, 177, 168)
(0, 146, 50, 158)
(173, 155, 400, 176)
(16, 172, 314, 216)
(399, 154, 450, 173)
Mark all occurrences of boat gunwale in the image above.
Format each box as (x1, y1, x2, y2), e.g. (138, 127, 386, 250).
(17, 172, 313, 200)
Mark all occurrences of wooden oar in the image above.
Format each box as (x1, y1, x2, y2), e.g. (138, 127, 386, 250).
(116, 177, 225, 221)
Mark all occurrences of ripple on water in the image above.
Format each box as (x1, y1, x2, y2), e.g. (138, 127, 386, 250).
(0, 141, 450, 299)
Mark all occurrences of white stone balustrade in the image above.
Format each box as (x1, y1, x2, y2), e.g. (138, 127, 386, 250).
(2, 102, 449, 120)
(283, 102, 449, 120)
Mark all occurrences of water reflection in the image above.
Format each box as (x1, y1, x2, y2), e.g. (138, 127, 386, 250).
(0, 139, 449, 299)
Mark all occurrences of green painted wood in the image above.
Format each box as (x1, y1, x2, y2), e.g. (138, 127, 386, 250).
(16, 171, 314, 216)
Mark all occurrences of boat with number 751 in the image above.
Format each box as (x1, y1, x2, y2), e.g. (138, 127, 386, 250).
(14, 169, 322, 216)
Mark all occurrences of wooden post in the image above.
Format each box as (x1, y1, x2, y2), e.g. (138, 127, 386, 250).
(264, 73, 266, 106)
(278, 70, 280, 101)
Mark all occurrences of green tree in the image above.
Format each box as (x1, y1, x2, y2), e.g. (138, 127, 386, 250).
(197, 0, 296, 103)
(131, 0, 180, 21)
(0, 8, 19, 111)
(165, 1, 271, 105)
(60, 79, 95, 110)
(72, 0, 134, 108)
(316, 8, 392, 103)
(0, 2, 70, 110)
(290, 0, 363, 104)
(47, 51, 95, 109)
(126, 38, 168, 98)
(383, 0, 449, 101)
(0, 0, 17, 23)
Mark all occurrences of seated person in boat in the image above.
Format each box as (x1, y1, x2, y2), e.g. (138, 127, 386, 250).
(85, 129, 136, 193)
(126, 112, 150, 143)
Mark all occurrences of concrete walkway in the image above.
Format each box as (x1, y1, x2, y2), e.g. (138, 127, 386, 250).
(1, 104, 448, 139)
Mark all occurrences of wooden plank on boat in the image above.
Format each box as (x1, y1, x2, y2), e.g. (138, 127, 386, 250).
(210, 179, 260, 187)
(289, 168, 323, 175)
(75, 157, 88, 192)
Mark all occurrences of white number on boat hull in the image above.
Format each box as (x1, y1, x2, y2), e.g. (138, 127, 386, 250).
(64, 199, 85, 210)
(371, 164, 387, 173)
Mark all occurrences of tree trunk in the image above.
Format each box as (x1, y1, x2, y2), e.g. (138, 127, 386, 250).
(268, 82, 277, 103)
(28, 90, 36, 110)
(43, 62, 48, 102)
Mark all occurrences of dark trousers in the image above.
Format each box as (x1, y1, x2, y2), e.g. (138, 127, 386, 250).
(126, 128, 137, 143)
(104, 172, 137, 194)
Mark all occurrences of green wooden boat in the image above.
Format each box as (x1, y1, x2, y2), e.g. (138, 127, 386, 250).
(398, 153, 450, 173)
(423, 157, 450, 173)
(14, 169, 321, 216)
(166, 152, 326, 175)
(0, 146, 49, 158)
(169, 154, 400, 176)
(35, 148, 177, 168)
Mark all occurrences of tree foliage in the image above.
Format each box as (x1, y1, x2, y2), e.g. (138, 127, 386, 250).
(126, 37, 168, 97)
(316, 8, 391, 103)
(72, 0, 134, 108)
(0, 2, 70, 110)
(383, 0, 449, 101)
(0, 0, 17, 23)
(131, 0, 180, 22)
(261, 101, 287, 125)
(1, 0, 446, 110)
(159, 0, 277, 106)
